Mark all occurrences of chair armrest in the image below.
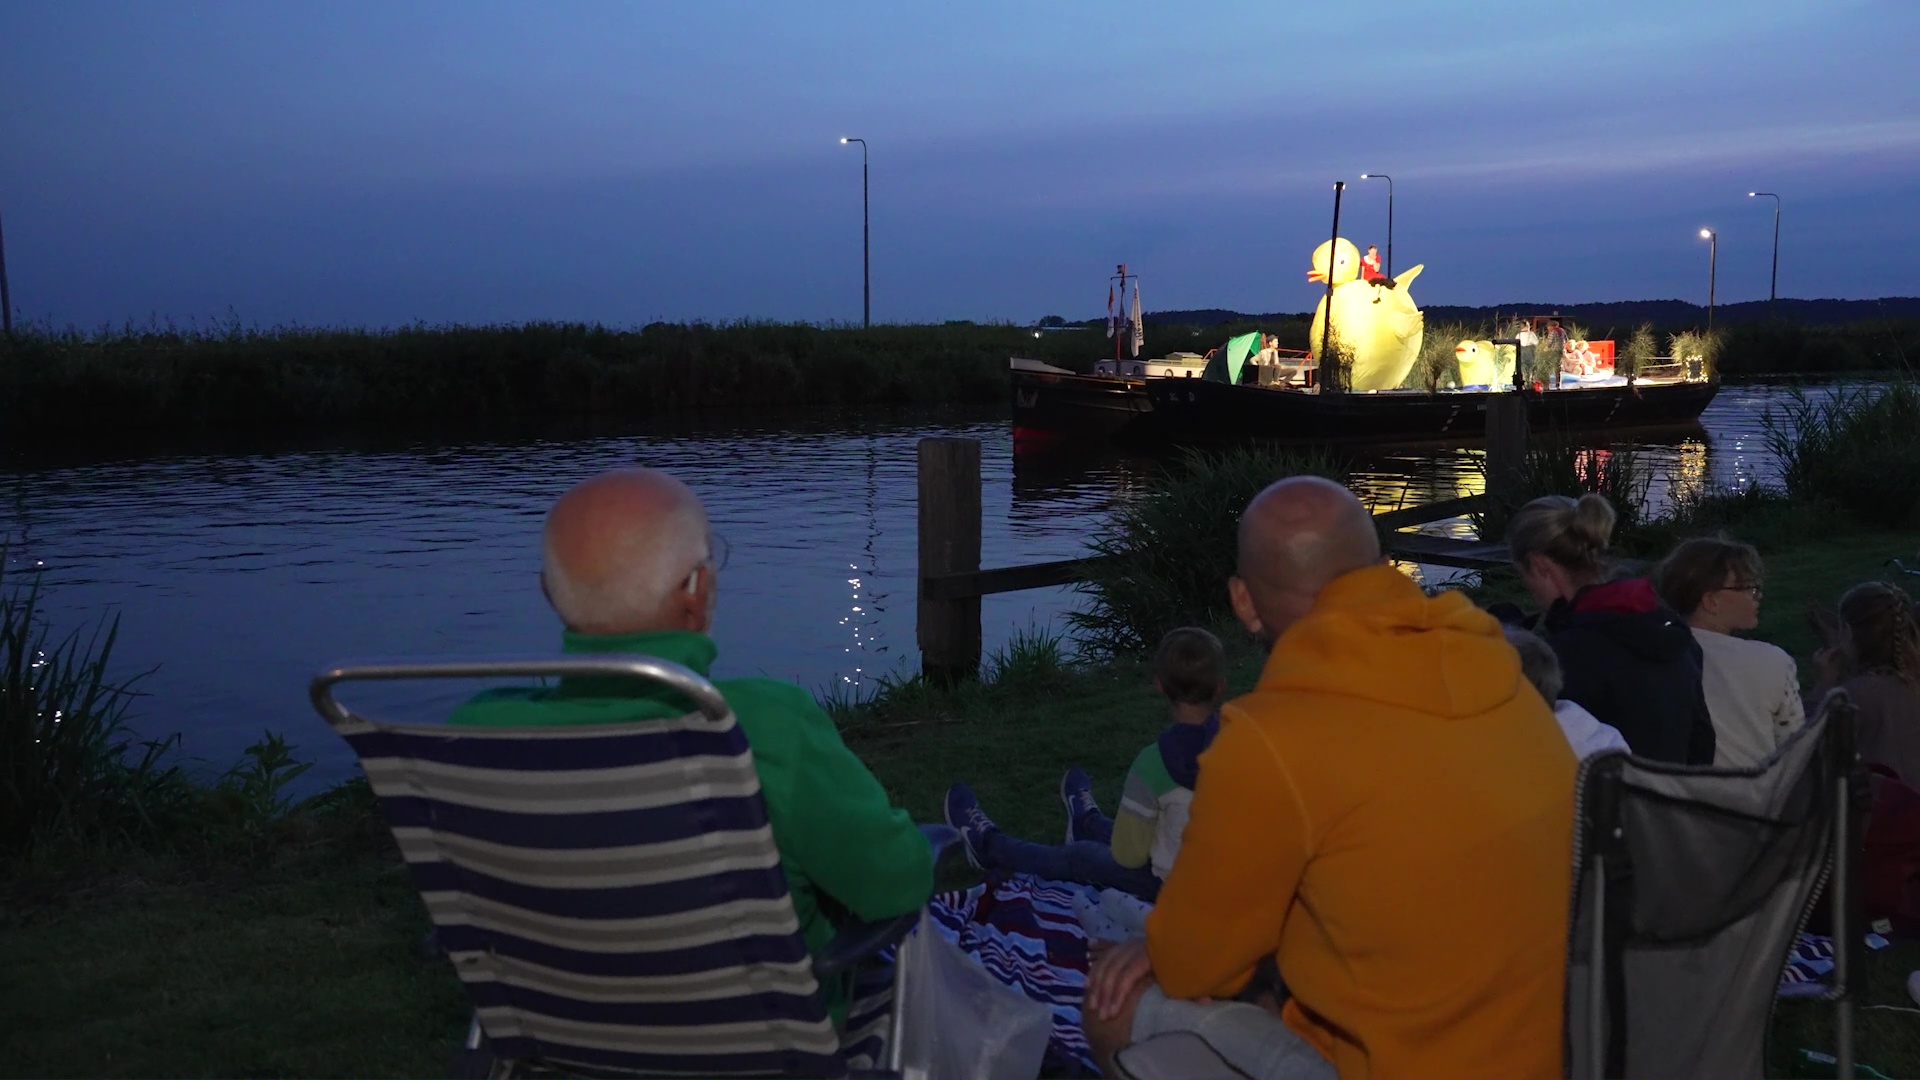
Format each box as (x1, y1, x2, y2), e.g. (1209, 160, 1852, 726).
(812, 824, 964, 981)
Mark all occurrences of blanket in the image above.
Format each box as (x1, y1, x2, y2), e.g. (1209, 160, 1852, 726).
(928, 873, 1101, 1076)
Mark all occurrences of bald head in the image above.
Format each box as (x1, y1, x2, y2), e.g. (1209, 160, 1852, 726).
(541, 469, 714, 635)
(1230, 476, 1381, 645)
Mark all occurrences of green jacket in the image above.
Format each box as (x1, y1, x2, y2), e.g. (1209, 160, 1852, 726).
(447, 630, 933, 1012)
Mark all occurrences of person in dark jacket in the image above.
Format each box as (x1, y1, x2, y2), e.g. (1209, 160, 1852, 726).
(1503, 492, 1715, 764)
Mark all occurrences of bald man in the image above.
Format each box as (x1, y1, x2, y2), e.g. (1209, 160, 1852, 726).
(450, 469, 933, 1022)
(1083, 476, 1575, 1079)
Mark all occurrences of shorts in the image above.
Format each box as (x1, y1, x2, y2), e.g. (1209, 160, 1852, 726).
(1130, 985, 1336, 1079)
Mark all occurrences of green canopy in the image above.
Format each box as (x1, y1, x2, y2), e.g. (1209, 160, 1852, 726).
(1203, 332, 1262, 384)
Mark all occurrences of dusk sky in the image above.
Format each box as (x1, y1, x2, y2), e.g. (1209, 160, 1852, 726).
(4, 1, 1916, 329)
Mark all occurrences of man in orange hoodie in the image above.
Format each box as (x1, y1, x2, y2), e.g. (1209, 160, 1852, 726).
(1083, 476, 1576, 1078)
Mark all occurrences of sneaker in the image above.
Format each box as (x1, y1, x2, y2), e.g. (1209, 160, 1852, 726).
(944, 784, 998, 870)
(1060, 766, 1099, 844)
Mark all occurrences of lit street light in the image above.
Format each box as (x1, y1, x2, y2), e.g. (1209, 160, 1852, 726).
(1699, 228, 1718, 332)
(0, 204, 12, 338)
(1359, 172, 1393, 276)
(840, 137, 869, 328)
(1749, 192, 1781, 319)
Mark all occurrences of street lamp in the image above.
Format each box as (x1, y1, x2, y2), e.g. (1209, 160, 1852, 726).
(1699, 228, 1718, 333)
(1359, 172, 1393, 276)
(840, 137, 869, 328)
(1749, 192, 1781, 319)
(0, 204, 12, 338)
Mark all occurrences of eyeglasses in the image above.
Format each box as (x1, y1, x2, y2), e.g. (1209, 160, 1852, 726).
(707, 532, 731, 572)
(1718, 583, 1763, 599)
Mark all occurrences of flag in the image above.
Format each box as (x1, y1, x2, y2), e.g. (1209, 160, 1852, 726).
(1105, 282, 1116, 338)
(1129, 281, 1144, 358)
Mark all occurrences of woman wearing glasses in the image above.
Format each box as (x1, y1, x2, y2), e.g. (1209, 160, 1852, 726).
(1653, 537, 1805, 767)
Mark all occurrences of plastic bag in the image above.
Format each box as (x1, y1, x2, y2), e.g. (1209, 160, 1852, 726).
(894, 911, 1052, 1080)
(1074, 886, 1154, 944)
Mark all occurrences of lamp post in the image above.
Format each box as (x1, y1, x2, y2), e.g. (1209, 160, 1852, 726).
(840, 137, 869, 328)
(0, 204, 12, 338)
(1359, 172, 1392, 276)
(1749, 192, 1781, 319)
(1699, 228, 1718, 333)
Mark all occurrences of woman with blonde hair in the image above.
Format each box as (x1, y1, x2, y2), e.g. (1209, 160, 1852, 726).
(1504, 492, 1715, 764)
(1810, 581, 1920, 783)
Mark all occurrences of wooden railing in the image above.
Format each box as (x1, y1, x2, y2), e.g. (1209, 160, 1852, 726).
(916, 396, 1529, 682)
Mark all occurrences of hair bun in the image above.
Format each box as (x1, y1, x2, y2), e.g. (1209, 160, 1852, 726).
(1571, 493, 1618, 551)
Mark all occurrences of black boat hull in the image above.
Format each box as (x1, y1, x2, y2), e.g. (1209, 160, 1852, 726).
(1139, 378, 1720, 445)
(1010, 368, 1156, 441)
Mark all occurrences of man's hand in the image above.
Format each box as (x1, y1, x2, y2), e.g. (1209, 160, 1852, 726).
(1084, 938, 1154, 1021)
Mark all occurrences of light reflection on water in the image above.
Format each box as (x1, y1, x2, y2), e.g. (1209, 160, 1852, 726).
(0, 381, 1843, 783)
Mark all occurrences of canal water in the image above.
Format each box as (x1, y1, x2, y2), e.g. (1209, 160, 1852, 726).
(1, 380, 1822, 785)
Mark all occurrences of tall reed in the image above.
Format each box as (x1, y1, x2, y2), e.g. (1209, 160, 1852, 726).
(0, 559, 179, 859)
(1763, 380, 1920, 527)
(1069, 446, 1349, 656)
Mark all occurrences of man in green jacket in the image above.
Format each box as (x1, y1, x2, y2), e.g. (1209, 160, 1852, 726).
(449, 468, 933, 1015)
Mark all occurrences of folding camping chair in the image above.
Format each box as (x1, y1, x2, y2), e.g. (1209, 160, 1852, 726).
(310, 655, 959, 1079)
(1566, 689, 1863, 1079)
(1116, 692, 1866, 1080)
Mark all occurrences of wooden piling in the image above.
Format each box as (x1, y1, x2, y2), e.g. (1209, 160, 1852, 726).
(1485, 393, 1529, 511)
(917, 437, 982, 685)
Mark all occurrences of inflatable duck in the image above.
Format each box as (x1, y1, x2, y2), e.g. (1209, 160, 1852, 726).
(1306, 238, 1426, 391)
(1454, 339, 1515, 389)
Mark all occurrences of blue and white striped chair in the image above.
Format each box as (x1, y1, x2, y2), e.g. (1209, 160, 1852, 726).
(311, 656, 955, 1079)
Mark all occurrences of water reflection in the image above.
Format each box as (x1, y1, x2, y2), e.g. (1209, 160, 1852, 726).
(0, 382, 1842, 783)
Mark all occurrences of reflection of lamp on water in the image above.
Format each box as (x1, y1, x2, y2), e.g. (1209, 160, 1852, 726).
(1698, 228, 1718, 333)
(841, 427, 885, 689)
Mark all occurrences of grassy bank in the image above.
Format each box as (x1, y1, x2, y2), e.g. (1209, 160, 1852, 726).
(5, 520, 1919, 1076)
(8, 314, 1902, 450)
(8, 382, 1920, 1075)
(0, 318, 1266, 448)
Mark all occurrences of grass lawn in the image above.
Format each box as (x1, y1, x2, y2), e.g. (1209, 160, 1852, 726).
(2, 527, 1917, 1077)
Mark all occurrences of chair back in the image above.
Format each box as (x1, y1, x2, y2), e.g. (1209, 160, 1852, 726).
(1565, 691, 1859, 1079)
(311, 657, 845, 1078)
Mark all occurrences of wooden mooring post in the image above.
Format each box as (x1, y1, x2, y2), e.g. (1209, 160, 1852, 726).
(917, 437, 982, 686)
(914, 398, 1528, 680)
(1485, 392, 1528, 511)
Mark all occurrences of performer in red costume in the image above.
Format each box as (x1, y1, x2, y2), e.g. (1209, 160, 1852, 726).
(1360, 244, 1386, 282)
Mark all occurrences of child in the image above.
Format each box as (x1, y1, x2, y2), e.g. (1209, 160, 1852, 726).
(943, 627, 1225, 901)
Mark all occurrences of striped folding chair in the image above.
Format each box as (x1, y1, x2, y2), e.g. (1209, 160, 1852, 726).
(311, 655, 954, 1079)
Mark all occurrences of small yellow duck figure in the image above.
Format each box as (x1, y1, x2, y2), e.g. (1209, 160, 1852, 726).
(1454, 339, 1515, 388)
(1306, 238, 1426, 391)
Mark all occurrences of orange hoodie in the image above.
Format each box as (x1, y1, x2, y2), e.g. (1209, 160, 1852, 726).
(1145, 563, 1575, 1079)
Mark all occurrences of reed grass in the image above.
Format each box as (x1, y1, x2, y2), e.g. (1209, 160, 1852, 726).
(1068, 445, 1350, 657)
(1763, 379, 1920, 528)
(0, 559, 179, 859)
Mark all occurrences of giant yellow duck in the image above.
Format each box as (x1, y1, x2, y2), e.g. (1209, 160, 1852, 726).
(1453, 339, 1516, 388)
(1306, 238, 1426, 392)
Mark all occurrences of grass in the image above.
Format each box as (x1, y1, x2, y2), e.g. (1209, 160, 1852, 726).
(1068, 446, 1350, 657)
(7, 524, 1920, 1076)
(1764, 379, 1920, 528)
(6, 315, 1907, 452)
(0, 783, 471, 1078)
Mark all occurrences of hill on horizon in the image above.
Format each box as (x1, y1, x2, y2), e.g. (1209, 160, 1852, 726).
(1111, 296, 1920, 329)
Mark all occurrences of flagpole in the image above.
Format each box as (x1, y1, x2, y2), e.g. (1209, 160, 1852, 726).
(1321, 181, 1345, 393)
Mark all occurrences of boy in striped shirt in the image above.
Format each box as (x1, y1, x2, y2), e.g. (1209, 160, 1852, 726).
(944, 628, 1225, 900)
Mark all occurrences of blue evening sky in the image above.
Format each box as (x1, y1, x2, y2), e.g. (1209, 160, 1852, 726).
(3, 1, 1916, 328)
